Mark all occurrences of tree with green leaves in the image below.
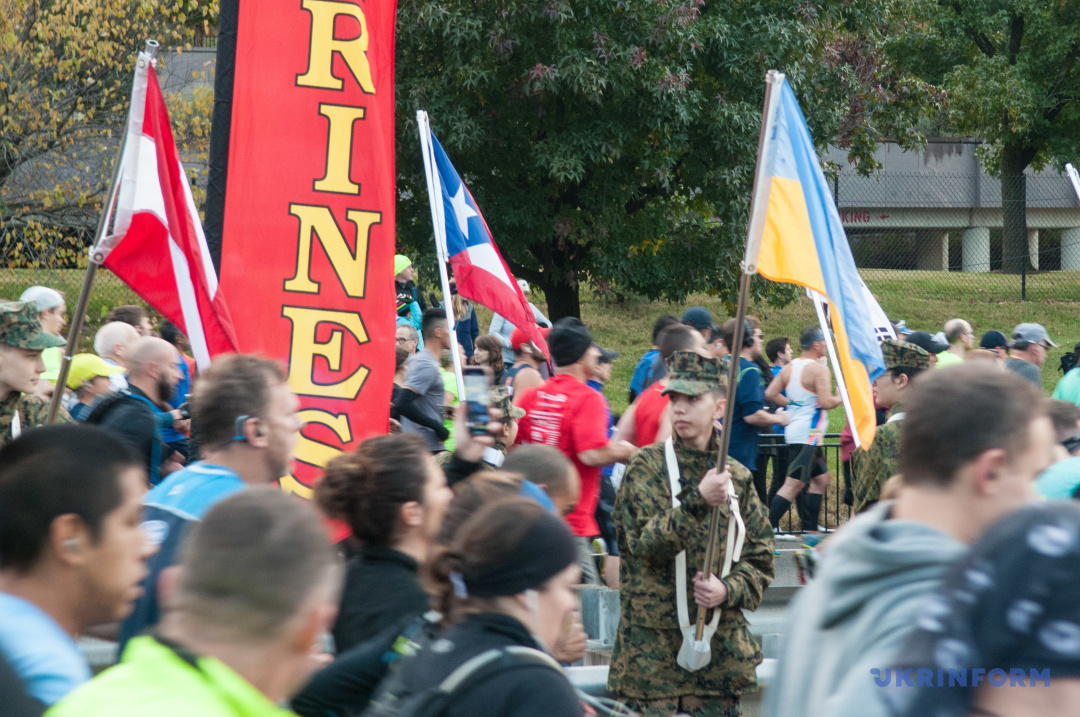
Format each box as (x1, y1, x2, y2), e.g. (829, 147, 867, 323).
(884, 0, 1080, 274)
(394, 0, 937, 319)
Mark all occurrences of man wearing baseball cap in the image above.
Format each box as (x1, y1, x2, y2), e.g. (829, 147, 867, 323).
(979, 329, 1012, 362)
(904, 330, 949, 368)
(1007, 322, 1057, 388)
(0, 301, 70, 445)
(502, 327, 545, 396)
(514, 317, 634, 583)
(65, 354, 126, 421)
(850, 339, 930, 513)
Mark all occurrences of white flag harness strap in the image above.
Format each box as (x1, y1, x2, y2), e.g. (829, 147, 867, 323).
(664, 437, 745, 672)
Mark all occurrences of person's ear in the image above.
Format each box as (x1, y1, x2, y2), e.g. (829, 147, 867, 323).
(157, 566, 182, 611)
(969, 448, 1008, 497)
(714, 397, 726, 421)
(291, 598, 338, 656)
(401, 500, 423, 528)
(50, 514, 90, 568)
(242, 416, 269, 448)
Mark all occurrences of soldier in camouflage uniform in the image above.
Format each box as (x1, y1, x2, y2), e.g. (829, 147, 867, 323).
(609, 351, 775, 717)
(435, 385, 525, 475)
(850, 339, 930, 513)
(0, 301, 71, 445)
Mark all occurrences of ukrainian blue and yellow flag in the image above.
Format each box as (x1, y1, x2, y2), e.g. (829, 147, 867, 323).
(747, 73, 885, 447)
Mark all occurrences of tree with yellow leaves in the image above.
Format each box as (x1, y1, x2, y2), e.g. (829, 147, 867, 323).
(0, 0, 211, 269)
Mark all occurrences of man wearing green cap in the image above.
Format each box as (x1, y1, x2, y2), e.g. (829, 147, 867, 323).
(0, 301, 71, 444)
(850, 339, 930, 513)
(609, 351, 774, 717)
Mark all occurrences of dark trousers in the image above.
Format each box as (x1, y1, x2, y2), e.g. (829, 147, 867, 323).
(758, 435, 817, 530)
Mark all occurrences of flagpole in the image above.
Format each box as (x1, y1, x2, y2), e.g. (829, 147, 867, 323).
(47, 39, 159, 424)
(694, 70, 785, 641)
(416, 111, 465, 401)
(809, 290, 860, 449)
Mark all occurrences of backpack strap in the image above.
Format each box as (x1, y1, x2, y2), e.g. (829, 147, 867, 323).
(83, 390, 130, 425)
(436, 646, 562, 695)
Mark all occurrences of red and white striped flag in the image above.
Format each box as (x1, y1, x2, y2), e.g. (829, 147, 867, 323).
(96, 51, 238, 369)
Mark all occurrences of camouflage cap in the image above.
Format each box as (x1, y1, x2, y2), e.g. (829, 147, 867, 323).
(881, 339, 930, 371)
(0, 301, 66, 350)
(491, 385, 526, 421)
(662, 350, 725, 397)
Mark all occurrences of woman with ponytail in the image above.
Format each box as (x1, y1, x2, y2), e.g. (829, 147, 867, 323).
(316, 433, 453, 654)
(370, 497, 585, 717)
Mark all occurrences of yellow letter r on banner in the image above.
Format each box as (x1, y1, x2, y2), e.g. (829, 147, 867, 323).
(297, 0, 376, 93)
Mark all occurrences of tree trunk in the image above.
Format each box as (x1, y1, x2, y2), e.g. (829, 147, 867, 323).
(539, 272, 581, 321)
(1000, 144, 1028, 275)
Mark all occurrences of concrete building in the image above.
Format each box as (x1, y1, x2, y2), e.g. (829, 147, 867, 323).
(828, 139, 1080, 272)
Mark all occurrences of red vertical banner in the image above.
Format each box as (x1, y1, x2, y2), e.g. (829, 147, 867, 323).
(219, 0, 396, 496)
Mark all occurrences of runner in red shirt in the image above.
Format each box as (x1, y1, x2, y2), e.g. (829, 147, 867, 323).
(515, 318, 634, 584)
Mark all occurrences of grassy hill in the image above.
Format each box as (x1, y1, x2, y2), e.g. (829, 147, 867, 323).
(514, 276, 1078, 423)
(3, 267, 1076, 427)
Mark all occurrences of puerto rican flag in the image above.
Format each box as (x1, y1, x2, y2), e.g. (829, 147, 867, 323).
(427, 132, 549, 357)
(94, 50, 238, 369)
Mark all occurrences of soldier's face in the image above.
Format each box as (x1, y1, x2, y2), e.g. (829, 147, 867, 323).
(0, 345, 45, 396)
(873, 372, 907, 409)
(669, 391, 724, 443)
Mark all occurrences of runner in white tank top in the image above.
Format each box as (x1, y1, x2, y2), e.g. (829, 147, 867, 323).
(764, 327, 843, 532)
(784, 359, 827, 447)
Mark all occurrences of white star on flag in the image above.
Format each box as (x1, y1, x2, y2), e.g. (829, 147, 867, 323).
(449, 185, 478, 235)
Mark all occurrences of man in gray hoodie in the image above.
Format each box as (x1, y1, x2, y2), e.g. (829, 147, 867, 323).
(765, 362, 1057, 717)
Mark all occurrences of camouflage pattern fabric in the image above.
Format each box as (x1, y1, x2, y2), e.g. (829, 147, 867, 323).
(0, 301, 66, 350)
(490, 385, 525, 420)
(434, 442, 508, 473)
(0, 392, 71, 446)
(608, 431, 774, 703)
(850, 403, 904, 513)
(662, 351, 726, 397)
(626, 694, 742, 717)
(880, 339, 930, 371)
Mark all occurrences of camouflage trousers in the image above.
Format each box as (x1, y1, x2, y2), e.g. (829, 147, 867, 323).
(624, 694, 741, 717)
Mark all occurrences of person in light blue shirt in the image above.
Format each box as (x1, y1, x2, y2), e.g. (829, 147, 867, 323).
(1035, 399, 1080, 499)
(628, 314, 679, 403)
(0, 425, 154, 705)
(118, 354, 301, 647)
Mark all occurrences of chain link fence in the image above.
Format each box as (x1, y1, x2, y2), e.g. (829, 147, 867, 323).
(837, 172, 1080, 302)
(0, 267, 142, 353)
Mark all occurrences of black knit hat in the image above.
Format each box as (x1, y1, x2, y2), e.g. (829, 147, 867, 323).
(548, 317, 594, 367)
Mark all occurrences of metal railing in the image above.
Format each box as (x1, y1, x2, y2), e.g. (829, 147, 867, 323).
(758, 433, 849, 533)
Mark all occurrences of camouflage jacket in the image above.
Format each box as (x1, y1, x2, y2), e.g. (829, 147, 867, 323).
(608, 432, 774, 699)
(0, 391, 71, 446)
(850, 403, 903, 514)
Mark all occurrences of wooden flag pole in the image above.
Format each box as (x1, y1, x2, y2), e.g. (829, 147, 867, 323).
(694, 69, 784, 640)
(47, 39, 159, 424)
